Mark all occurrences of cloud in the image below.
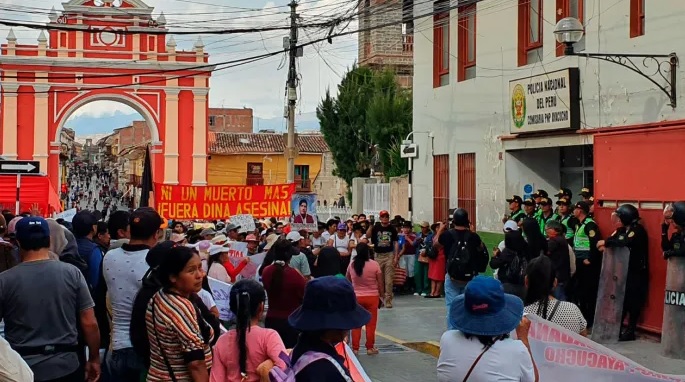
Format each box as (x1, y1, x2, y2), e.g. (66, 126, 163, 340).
(4, 0, 358, 121)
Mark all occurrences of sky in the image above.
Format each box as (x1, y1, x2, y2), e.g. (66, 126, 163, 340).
(1, 0, 358, 135)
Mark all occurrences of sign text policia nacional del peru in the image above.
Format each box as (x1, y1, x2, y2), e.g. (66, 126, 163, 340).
(155, 183, 294, 220)
(510, 68, 580, 134)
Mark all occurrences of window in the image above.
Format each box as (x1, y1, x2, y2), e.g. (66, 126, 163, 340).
(295, 165, 311, 191)
(457, 4, 476, 81)
(433, 0, 450, 88)
(556, 0, 585, 56)
(247, 162, 263, 176)
(208, 115, 216, 127)
(518, 0, 543, 66)
(630, 0, 645, 38)
(433, 154, 450, 222)
(457, 153, 476, 227)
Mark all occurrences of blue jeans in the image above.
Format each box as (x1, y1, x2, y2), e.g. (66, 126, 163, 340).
(445, 274, 467, 330)
(103, 348, 144, 382)
(553, 283, 567, 301)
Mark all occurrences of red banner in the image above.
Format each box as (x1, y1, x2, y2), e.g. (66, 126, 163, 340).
(154, 183, 294, 220)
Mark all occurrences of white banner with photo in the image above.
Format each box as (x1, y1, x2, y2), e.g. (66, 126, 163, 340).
(526, 314, 685, 381)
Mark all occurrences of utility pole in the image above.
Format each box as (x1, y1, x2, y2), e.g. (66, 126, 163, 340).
(285, 0, 298, 184)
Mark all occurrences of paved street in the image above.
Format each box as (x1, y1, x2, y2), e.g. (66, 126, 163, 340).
(358, 295, 685, 380)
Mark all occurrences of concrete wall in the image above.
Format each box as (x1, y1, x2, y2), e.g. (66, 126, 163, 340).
(389, 174, 409, 218)
(352, 177, 381, 214)
(505, 147, 561, 201)
(411, 0, 685, 231)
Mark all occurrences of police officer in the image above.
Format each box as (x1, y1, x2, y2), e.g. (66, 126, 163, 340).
(532, 189, 549, 216)
(555, 197, 579, 244)
(555, 188, 573, 201)
(580, 187, 595, 217)
(536, 197, 555, 234)
(504, 195, 526, 224)
(597, 204, 648, 341)
(662, 201, 685, 259)
(523, 198, 537, 219)
(572, 200, 602, 328)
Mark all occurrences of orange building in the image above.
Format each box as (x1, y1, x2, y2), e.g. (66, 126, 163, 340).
(208, 108, 253, 133)
(0, 0, 213, 189)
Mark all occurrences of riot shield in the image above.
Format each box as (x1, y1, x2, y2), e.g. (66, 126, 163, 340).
(662, 256, 685, 359)
(591, 247, 630, 344)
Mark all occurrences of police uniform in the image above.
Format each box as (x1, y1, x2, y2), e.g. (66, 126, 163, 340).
(605, 221, 648, 341)
(571, 201, 602, 328)
(580, 188, 594, 218)
(555, 198, 580, 245)
(536, 198, 555, 234)
(523, 198, 537, 219)
(506, 195, 526, 224)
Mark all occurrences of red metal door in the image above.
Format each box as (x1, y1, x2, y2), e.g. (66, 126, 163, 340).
(594, 125, 685, 334)
(433, 154, 450, 222)
(457, 153, 476, 228)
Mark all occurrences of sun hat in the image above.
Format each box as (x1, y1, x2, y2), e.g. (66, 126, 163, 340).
(209, 244, 231, 257)
(200, 228, 216, 237)
(449, 276, 524, 336)
(419, 221, 430, 228)
(225, 223, 241, 232)
(245, 234, 259, 242)
(263, 233, 279, 250)
(288, 276, 371, 331)
(211, 234, 228, 244)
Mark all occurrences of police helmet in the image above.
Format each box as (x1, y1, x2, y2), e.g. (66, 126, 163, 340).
(615, 204, 639, 226)
(452, 208, 470, 227)
(672, 201, 685, 228)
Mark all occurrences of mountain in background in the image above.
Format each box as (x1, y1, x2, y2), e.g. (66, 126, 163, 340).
(67, 110, 321, 136)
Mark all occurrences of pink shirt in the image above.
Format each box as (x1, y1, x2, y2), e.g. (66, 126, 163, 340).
(346, 260, 381, 297)
(210, 326, 287, 382)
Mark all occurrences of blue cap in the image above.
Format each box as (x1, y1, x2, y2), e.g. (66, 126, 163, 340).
(449, 276, 523, 336)
(15, 216, 50, 244)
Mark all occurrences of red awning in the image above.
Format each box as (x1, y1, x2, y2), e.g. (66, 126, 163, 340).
(0, 175, 62, 215)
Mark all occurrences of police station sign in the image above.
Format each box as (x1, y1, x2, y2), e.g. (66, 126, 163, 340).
(510, 68, 580, 134)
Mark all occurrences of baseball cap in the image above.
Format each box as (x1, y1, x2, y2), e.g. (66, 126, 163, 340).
(15, 216, 50, 244)
(379, 210, 390, 218)
(506, 195, 523, 204)
(554, 188, 573, 198)
(556, 197, 572, 206)
(245, 234, 259, 242)
(575, 201, 591, 214)
(538, 197, 552, 206)
(208, 244, 231, 257)
(286, 231, 304, 242)
(579, 187, 592, 197)
(502, 220, 518, 232)
(522, 198, 536, 206)
(531, 189, 549, 198)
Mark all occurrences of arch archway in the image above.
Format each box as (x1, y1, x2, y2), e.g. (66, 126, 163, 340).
(0, 0, 213, 197)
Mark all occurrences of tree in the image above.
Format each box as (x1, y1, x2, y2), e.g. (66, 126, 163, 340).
(318, 66, 412, 188)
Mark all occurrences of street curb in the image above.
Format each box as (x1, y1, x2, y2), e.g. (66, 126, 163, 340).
(376, 331, 440, 358)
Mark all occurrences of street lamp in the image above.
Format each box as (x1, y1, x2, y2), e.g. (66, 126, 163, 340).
(554, 17, 679, 108)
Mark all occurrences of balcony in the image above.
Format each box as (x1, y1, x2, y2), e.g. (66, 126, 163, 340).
(402, 34, 413, 53)
(295, 177, 311, 192)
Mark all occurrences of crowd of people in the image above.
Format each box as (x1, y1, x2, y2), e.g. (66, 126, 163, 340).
(1, 178, 684, 382)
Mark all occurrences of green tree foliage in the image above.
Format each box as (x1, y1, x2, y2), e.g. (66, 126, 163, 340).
(317, 66, 412, 187)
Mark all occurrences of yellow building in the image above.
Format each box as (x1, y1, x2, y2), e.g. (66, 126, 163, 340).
(208, 132, 330, 193)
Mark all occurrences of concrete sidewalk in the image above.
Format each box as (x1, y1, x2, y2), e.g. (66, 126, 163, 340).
(358, 294, 685, 380)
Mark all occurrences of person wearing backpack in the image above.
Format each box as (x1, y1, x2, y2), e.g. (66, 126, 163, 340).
(270, 276, 371, 382)
(434, 209, 489, 330)
(489, 230, 528, 299)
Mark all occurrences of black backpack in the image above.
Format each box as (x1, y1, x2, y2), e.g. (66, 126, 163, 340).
(422, 235, 438, 260)
(447, 231, 477, 281)
(504, 251, 528, 286)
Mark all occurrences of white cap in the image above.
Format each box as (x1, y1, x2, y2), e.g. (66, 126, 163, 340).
(211, 234, 228, 244)
(286, 231, 303, 242)
(208, 244, 230, 256)
(503, 220, 518, 232)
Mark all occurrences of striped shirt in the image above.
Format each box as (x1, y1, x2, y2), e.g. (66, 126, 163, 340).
(146, 290, 213, 381)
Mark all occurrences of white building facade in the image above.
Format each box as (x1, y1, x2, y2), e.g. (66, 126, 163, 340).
(411, 0, 685, 231)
